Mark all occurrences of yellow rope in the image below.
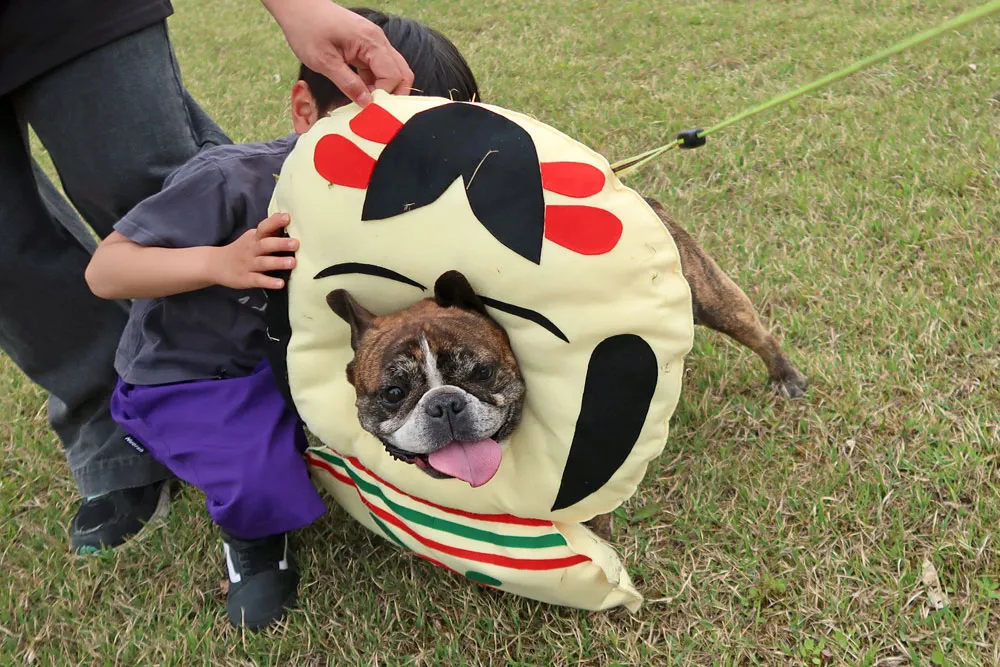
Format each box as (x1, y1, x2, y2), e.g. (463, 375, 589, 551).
(612, 0, 1000, 177)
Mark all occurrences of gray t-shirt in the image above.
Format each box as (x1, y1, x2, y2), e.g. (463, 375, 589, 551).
(114, 134, 298, 386)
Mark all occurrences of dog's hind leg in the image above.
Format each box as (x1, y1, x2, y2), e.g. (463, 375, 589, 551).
(645, 198, 809, 398)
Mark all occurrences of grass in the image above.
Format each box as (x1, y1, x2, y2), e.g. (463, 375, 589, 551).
(3, 0, 1000, 664)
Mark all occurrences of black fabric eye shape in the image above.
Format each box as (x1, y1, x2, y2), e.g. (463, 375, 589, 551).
(361, 103, 547, 265)
(550, 334, 659, 512)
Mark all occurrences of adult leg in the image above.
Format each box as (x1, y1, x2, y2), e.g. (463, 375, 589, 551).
(8, 20, 231, 501)
(2, 21, 231, 551)
(0, 101, 169, 499)
(32, 161, 98, 253)
(16, 21, 230, 238)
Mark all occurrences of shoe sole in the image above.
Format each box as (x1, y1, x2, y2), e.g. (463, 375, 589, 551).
(230, 588, 299, 632)
(74, 480, 173, 556)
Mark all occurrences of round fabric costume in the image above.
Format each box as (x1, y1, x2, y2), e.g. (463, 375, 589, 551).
(268, 91, 694, 611)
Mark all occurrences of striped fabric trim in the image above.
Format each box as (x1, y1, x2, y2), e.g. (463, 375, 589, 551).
(310, 450, 562, 548)
(307, 450, 591, 571)
(366, 511, 469, 578)
(311, 448, 551, 526)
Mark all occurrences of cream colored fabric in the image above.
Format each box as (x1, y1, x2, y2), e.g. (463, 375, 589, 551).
(270, 91, 693, 610)
(305, 447, 641, 611)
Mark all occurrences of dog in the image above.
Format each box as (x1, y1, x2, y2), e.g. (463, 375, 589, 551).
(327, 270, 526, 488)
(329, 204, 808, 537)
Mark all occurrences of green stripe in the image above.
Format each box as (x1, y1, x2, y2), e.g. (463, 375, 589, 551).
(466, 570, 503, 587)
(369, 512, 407, 548)
(310, 449, 567, 549)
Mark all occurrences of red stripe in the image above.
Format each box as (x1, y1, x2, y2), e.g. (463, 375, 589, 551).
(315, 452, 508, 588)
(416, 553, 459, 574)
(310, 456, 357, 488)
(365, 502, 589, 570)
(339, 453, 552, 527)
(415, 554, 498, 589)
(308, 456, 591, 571)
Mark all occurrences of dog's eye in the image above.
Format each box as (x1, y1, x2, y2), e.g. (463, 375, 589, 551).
(379, 386, 407, 406)
(472, 364, 496, 382)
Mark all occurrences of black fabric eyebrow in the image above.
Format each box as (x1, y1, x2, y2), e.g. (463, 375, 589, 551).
(314, 262, 427, 290)
(314, 263, 568, 342)
(479, 296, 568, 343)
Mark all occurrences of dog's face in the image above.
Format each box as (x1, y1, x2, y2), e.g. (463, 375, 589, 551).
(327, 271, 526, 487)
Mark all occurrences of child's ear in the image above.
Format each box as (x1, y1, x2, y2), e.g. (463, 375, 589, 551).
(291, 80, 320, 133)
(327, 289, 375, 351)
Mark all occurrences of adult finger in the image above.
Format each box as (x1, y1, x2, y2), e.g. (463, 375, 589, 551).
(326, 59, 374, 107)
(353, 63, 377, 89)
(387, 49, 414, 95)
(358, 42, 413, 96)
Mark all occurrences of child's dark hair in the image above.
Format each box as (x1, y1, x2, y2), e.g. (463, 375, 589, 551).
(299, 8, 480, 114)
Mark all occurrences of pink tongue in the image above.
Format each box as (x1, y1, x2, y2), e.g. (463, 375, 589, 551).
(426, 439, 502, 488)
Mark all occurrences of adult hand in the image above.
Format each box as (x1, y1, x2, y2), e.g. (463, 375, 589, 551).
(261, 0, 415, 107)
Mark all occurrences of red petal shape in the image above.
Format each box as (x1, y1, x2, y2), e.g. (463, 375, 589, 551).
(544, 205, 622, 255)
(313, 133, 376, 189)
(349, 103, 404, 144)
(540, 161, 606, 198)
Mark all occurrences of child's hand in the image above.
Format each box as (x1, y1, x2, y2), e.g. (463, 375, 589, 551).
(216, 213, 299, 290)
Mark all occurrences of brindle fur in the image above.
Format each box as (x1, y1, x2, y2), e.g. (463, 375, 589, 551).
(645, 197, 808, 399)
(328, 283, 526, 459)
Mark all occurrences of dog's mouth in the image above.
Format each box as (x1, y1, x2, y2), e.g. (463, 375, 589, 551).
(383, 438, 502, 488)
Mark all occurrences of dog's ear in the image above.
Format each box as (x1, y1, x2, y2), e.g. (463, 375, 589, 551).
(434, 271, 488, 317)
(327, 289, 376, 351)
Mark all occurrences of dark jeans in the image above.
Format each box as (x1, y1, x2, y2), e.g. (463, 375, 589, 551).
(0, 22, 230, 497)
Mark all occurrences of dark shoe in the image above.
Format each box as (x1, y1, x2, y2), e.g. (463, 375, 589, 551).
(70, 480, 171, 554)
(223, 532, 299, 630)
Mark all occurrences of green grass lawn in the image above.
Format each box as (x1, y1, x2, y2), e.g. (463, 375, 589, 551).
(4, 0, 999, 664)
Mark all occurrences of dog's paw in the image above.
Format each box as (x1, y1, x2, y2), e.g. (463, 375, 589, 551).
(773, 367, 809, 399)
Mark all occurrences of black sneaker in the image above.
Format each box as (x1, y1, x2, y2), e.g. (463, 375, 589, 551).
(222, 532, 299, 630)
(70, 480, 171, 554)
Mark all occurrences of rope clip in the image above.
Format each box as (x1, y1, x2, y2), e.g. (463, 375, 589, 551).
(677, 129, 706, 149)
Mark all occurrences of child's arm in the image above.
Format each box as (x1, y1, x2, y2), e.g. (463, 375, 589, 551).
(86, 213, 298, 300)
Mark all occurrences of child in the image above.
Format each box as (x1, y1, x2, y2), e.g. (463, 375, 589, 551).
(85, 8, 480, 630)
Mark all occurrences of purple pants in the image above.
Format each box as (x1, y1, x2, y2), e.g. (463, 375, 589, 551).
(110, 361, 325, 539)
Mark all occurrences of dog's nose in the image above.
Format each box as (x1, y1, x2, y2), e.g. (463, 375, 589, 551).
(425, 395, 466, 419)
